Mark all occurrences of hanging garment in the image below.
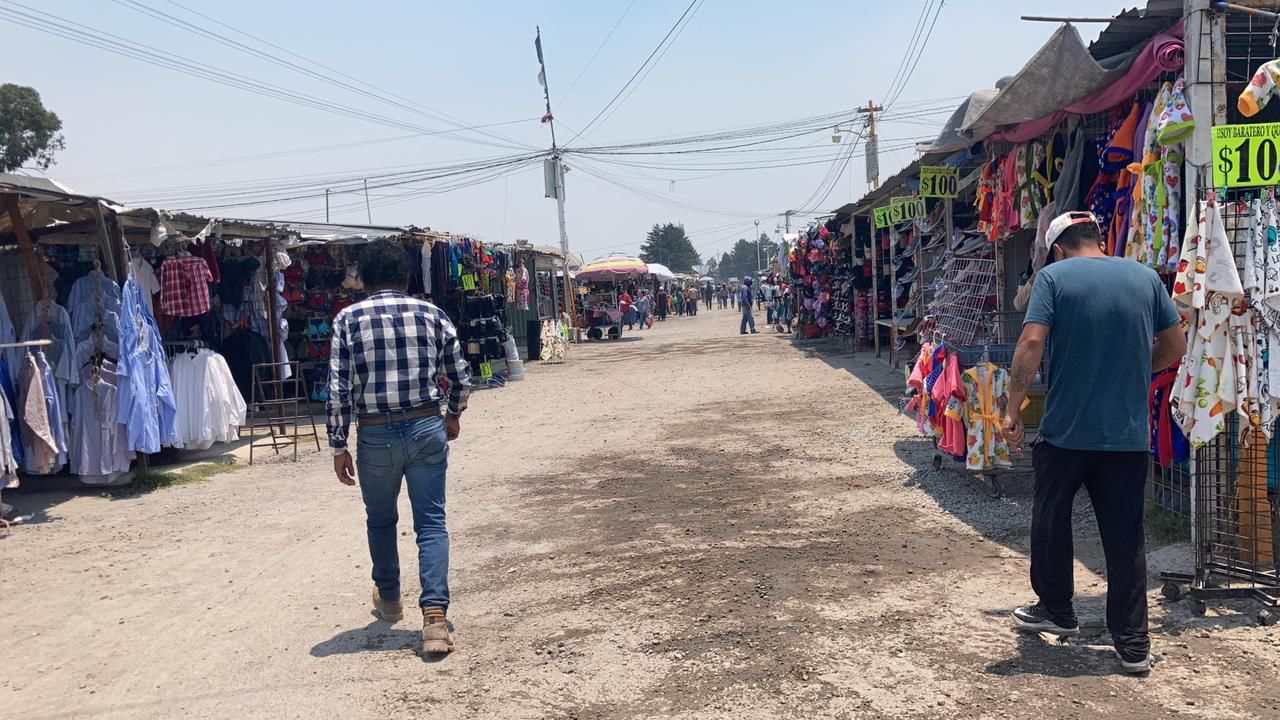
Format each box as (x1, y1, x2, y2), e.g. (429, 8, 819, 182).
(18, 353, 58, 474)
(1150, 368, 1190, 468)
(22, 299, 76, 426)
(116, 276, 180, 453)
(67, 271, 122, 344)
(159, 251, 214, 318)
(70, 363, 132, 485)
(129, 256, 162, 315)
(168, 349, 247, 450)
(516, 265, 531, 311)
(907, 343, 935, 435)
(0, 387, 16, 489)
(0, 291, 17, 385)
(1238, 57, 1280, 117)
(0, 356, 23, 471)
(1172, 198, 1259, 446)
(1244, 196, 1280, 441)
(959, 363, 1014, 471)
(933, 354, 968, 459)
(421, 241, 433, 297)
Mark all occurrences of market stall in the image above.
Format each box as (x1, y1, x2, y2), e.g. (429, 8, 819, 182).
(575, 254, 649, 340)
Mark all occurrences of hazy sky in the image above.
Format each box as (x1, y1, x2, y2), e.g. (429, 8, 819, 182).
(7, 0, 1123, 263)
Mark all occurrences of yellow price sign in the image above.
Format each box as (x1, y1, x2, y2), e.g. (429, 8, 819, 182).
(479, 361, 493, 379)
(1213, 122, 1280, 189)
(461, 273, 477, 291)
(875, 197, 927, 228)
(919, 166, 959, 198)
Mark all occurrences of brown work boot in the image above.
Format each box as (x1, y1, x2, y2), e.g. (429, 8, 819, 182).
(421, 607, 454, 654)
(371, 588, 404, 623)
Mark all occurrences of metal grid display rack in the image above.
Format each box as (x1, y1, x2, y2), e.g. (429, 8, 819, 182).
(1159, 5, 1280, 624)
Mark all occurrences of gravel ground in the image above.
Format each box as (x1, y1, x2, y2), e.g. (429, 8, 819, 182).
(2, 307, 1278, 719)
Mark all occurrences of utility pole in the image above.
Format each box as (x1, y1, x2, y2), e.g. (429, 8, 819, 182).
(536, 27, 574, 319)
(363, 179, 373, 224)
(325, 188, 330, 223)
(755, 219, 762, 273)
(857, 100, 885, 190)
(782, 210, 795, 234)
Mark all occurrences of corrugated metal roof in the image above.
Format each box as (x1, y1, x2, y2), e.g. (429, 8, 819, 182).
(1088, 0, 1184, 60)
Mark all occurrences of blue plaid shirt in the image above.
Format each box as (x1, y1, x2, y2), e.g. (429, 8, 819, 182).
(326, 290, 471, 452)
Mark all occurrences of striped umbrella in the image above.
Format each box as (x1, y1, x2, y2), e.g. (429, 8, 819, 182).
(575, 254, 650, 281)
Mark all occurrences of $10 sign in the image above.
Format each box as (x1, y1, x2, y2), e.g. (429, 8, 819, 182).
(1213, 122, 1280, 189)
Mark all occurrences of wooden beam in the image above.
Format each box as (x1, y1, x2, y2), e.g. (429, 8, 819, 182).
(3, 194, 47, 302)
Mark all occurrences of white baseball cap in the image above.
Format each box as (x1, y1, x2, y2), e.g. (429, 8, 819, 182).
(1042, 211, 1100, 264)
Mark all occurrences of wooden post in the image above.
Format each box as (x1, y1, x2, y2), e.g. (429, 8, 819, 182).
(3, 194, 46, 303)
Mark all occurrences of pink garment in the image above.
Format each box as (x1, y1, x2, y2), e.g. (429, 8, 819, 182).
(932, 355, 967, 458)
(907, 343, 934, 434)
(996, 23, 1185, 143)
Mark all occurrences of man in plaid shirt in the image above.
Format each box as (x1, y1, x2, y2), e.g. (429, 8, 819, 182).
(327, 239, 470, 655)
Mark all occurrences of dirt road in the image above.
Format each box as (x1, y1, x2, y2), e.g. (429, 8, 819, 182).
(3, 308, 1278, 719)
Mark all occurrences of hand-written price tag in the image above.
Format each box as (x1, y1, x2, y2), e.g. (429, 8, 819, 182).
(919, 166, 959, 198)
(461, 273, 477, 291)
(479, 361, 493, 379)
(1213, 122, 1280, 189)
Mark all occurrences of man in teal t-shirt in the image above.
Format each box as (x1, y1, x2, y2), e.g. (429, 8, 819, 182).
(1003, 211, 1185, 675)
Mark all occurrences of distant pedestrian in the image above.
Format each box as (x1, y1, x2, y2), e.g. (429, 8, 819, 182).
(729, 287, 736, 309)
(635, 290, 652, 330)
(656, 288, 670, 321)
(739, 277, 758, 335)
(717, 286, 728, 310)
(619, 290, 635, 330)
(776, 284, 794, 333)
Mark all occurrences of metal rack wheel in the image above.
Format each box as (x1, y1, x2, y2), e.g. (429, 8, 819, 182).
(979, 474, 1002, 499)
(1259, 609, 1278, 627)
(1161, 581, 1186, 601)
(932, 454, 943, 471)
(1191, 598, 1208, 617)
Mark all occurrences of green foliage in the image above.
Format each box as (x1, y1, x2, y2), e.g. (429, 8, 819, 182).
(717, 233, 780, 282)
(639, 223, 700, 272)
(0, 84, 65, 173)
(705, 256, 719, 279)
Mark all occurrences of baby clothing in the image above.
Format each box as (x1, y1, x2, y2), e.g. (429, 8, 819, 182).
(1239, 58, 1280, 118)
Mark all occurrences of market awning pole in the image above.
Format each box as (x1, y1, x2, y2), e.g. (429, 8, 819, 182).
(4, 194, 46, 303)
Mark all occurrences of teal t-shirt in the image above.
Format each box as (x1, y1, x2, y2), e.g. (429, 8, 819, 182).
(1024, 257, 1181, 452)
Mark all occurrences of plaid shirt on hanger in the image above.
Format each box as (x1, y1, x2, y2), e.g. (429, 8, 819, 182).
(158, 251, 214, 318)
(326, 290, 471, 453)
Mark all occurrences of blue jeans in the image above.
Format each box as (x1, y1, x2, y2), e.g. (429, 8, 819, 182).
(740, 306, 756, 334)
(356, 414, 450, 610)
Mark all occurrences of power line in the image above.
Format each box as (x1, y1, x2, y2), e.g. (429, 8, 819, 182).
(559, 0, 639, 106)
(148, 0, 529, 149)
(586, 0, 705, 138)
(885, 1, 947, 110)
(68, 118, 539, 184)
(565, 0, 702, 146)
(881, 0, 935, 111)
(0, 2, 525, 150)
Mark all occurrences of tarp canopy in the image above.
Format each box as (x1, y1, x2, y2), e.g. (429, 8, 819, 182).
(577, 254, 649, 281)
(959, 23, 1137, 141)
(646, 262, 675, 281)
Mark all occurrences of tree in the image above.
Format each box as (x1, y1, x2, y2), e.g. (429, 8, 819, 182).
(639, 222, 701, 272)
(0, 84, 65, 173)
(705, 256, 719, 279)
(717, 234, 782, 282)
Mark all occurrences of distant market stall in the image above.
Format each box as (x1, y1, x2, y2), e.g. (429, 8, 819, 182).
(575, 254, 649, 340)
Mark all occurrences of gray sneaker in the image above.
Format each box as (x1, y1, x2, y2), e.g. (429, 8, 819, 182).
(1012, 603, 1079, 636)
(1116, 650, 1153, 674)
